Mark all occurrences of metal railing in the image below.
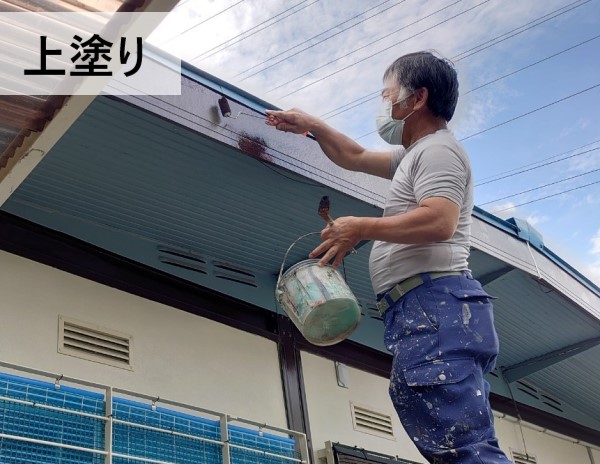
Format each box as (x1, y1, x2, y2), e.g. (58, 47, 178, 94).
(0, 359, 310, 464)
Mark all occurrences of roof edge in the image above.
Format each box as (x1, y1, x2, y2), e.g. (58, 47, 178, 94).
(144, 44, 600, 299)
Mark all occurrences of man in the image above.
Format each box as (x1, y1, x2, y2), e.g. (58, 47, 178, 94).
(266, 51, 512, 463)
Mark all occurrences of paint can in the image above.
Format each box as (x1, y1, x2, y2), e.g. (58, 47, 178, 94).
(276, 234, 361, 346)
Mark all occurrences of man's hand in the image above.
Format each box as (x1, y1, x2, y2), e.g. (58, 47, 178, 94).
(265, 108, 315, 135)
(309, 216, 363, 268)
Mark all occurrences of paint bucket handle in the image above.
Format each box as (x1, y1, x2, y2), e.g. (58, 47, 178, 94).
(276, 232, 321, 290)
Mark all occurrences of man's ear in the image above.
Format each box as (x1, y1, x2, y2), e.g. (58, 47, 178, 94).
(413, 87, 428, 111)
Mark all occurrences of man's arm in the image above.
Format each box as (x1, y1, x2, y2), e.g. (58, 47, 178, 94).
(266, 108, 394, 179)
(310, 197, 460, 267)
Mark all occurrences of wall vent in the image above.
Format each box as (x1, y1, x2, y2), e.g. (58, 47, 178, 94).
(213, 261, 257, 288)
(158, 246, 208, 274)
(350, 403, 395, 440)
(58, 316, 132, 370)
(511, 451, 537, 464)
(516, 380, 539, 400)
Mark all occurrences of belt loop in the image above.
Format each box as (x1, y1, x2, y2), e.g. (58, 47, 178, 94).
(421, 272, 433, 287)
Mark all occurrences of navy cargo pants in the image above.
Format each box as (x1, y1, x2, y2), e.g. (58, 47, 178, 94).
(382, 272, 512, 463)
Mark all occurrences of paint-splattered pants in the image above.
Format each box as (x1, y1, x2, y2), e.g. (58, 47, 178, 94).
(382, 272, 512, 463)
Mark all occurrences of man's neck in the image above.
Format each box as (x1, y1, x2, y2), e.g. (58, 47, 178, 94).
(404, 117, 448, 148)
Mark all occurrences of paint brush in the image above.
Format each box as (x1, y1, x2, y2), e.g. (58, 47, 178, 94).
(318, 196, 335, 226)
(318, 196, 357, 254)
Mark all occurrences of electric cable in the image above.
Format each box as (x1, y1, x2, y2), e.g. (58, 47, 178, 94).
(452, 0, 589, 62)
(189, 0, 319, 63)
(459, 83, 600, 141)
(321, 32, 599, 119)
(492, 179, 600, 213)
(475, 140, 600, 186)
(354, 83, 599, 141)
(269, 0, 473, 95)
(278, 0, 587, 96)
(479, 167, 600, 206)
(318, 0, 592, 119)
(463, 33, 600, 95)
(160, 0, 247, 47)
(237, 0, 405, 80)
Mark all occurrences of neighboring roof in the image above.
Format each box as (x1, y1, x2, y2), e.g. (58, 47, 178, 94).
(0, 0, 139, 168)
(0, 47, 599, 438)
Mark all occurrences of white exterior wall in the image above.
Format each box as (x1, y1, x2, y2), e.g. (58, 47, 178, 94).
(1, 248, 597, 464)
(0, 250, 287, 429)
(301, 351, 426, 463)
(302, 351, 599, 464)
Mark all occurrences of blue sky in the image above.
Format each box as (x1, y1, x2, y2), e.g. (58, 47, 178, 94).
(149, 0, 600, 286)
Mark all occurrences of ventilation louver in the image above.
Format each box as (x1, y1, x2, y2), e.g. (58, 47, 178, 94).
(213, 261, 257, 287)
(350, 403, 395, 440)
(511, 451, 537, 464)
(58, 316, 132, 370)
(158, 246, 208, 274)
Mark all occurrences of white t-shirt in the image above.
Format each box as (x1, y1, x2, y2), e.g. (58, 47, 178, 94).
(369, 129, 473, 295)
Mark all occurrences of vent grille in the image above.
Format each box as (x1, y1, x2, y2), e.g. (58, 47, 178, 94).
(511, 451, 537, 464)
(158, 246, 208, 275)
(516, 380, 539, 400)
(350, 403, 394, 440)
(213, 261, 257, 288)
(58, 317, 132, 370)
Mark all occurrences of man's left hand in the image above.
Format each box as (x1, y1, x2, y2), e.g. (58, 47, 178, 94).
(309, 216, 363, 268)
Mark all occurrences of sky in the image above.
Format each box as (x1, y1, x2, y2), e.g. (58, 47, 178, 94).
(148, 0, 600, 287)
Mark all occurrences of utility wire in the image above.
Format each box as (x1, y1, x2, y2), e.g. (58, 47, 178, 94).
(277, 0, 586, 97)
(160, 0, 247, 46)
(463, 33, 600, 95)
(475, 140, 600, 186)
(493, 179, 600, 213)
(479, 167, 600, 206)
(269, 0, 472, 95)
(459, 83, 600, 141)
(354, 84, 600, 141)
(320, 1, 593, 119)
(237, 0, 404, 80)
(453, 0, 589, 62)
(189, 0, 319, 62)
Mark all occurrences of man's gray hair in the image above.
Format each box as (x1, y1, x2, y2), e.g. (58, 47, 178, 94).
(384, 51, 459, 122)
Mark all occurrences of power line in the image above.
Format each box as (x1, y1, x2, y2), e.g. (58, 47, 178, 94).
(188, 0, 319, 63)
(453, 0, 589, 62)
(269, 0, 472, 96)
(276, 0, 586, 97)
(492, 179, 600, 213)
(463, 33, 600, 95)
(459, 83, 600, 141)
(475, 143, 600, 187)
(237, 0, 404, 80)
(160, 0, 247, 47)
(354, 84, 600, 141)
(320, 1, 593, 119)
(479, 167, 600, 206)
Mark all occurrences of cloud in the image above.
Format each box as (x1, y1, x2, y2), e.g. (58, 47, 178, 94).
(488, 201, 516, 218)
(526, 214, 548, 226)
(150, 0, 571, 140)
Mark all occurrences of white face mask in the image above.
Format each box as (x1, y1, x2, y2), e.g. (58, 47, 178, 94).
(375, 93, 414, 145)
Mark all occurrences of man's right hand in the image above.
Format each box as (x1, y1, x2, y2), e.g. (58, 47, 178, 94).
(265, 108, 316, 135)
